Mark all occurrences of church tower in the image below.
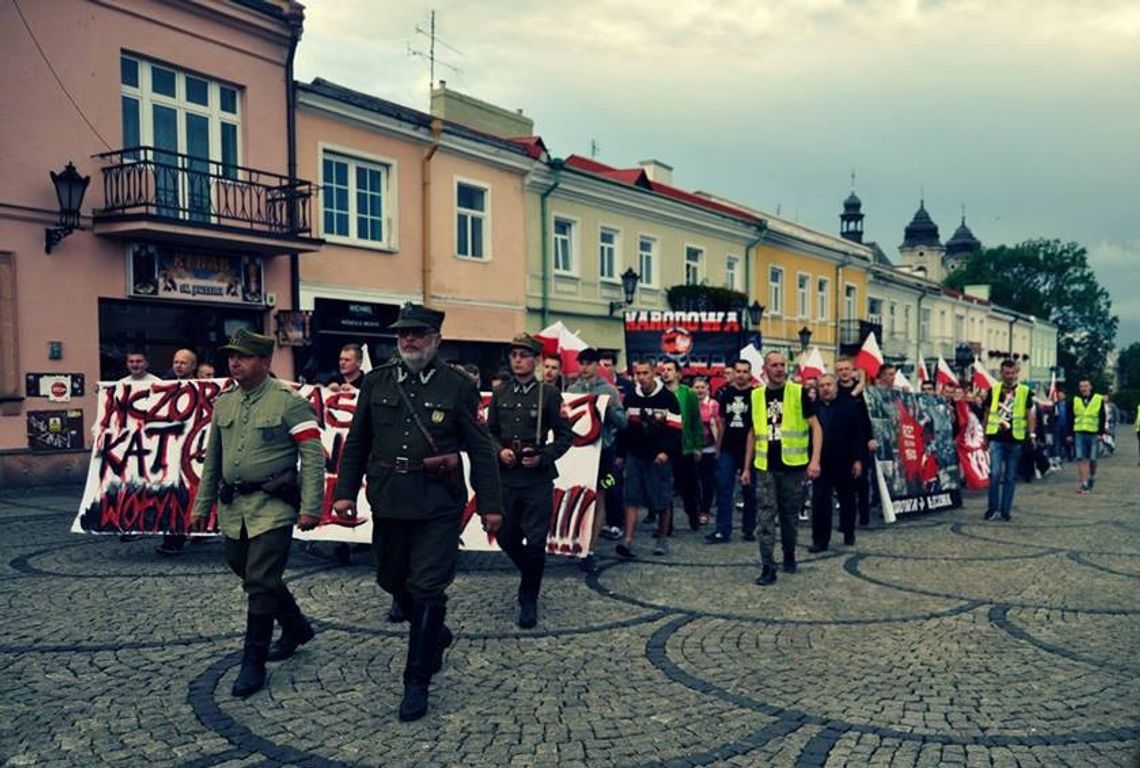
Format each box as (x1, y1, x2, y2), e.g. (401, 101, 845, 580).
(897, 200, 945, 281)
(840, 189, 864, 244)
(944, 207, 982, 273)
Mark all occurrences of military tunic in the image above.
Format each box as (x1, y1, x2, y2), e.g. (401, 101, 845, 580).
(191, 377, 325, 539)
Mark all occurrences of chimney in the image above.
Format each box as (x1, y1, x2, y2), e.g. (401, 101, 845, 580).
(638, 159, 673, 185)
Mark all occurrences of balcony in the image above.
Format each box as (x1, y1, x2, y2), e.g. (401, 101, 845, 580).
(838, 318, 883, 355)
(92, 147, 323, 255)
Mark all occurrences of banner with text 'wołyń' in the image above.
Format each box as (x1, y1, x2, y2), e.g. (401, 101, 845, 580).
(72, 381, 604, 557)
(864, 388, 963, 518)
(622, 310, 743, 386)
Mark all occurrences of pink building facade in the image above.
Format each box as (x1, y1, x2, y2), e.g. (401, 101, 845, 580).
(0, 0, 320, 484)
(294, 80, 533, 383)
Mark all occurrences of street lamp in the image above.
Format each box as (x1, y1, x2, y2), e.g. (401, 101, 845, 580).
(798, 325, 813, 352)
(45, 161, 90, 254)
(747, 300, 765, 327)
(609, 267, 641, 316)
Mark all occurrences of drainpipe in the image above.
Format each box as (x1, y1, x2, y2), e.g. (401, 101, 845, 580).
(284, 6, 302, 311)
(422, 117, 443, 306)
(836, 260, 846, 357)
(1007, 315, 1017, 361)
(915, 290, 927, 366)
(539, 158, 564, 327)
(743, 220, 768, 346)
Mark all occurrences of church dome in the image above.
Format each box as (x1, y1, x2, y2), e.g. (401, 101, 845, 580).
(902, 200, 941, 248)
(945, 216, 981, 257)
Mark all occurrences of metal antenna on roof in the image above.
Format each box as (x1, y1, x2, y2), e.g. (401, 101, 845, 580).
(850, 169, 856, 190)
(410, 10, 463, 97)
(590, 139, 600, 158)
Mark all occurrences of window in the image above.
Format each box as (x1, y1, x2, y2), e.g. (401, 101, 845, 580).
(456, 181, 489, 259)
(120, 55, 241, 219)
(685, 246, 703, 285)
(844, 284, 857, 320)
(725, 256, 739, 291)
(553, 217, 576, 273)
(954, 314, 965, 341)
(638, 235, 657, 287)
(904, 304, 912, 335)
(889, 302, 898, 337)
(920, 308, 932, 341)
(796, 273, 810, 318)
(867, 297, 883, 325)
(816, 278, 830, 321)
(599, 227, 620, 280)
(321, 152, 391, 246)
(768, 266, 784, 316)
(939, 309, 948, 336)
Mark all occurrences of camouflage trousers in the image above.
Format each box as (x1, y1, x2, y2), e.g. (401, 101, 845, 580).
(754, 470, 805, 566)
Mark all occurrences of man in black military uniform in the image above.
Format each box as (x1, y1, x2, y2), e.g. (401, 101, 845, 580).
(333, 303, 502, 722)
(191, 329, 325, 698)
(488, 333, 573, 629)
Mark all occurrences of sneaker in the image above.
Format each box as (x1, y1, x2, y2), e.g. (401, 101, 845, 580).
(755, 565, 777, 586)
(616, 542, 636, 560)
(1076, 486, 1089, 495)
(999, 511, 1011, 521)
(1088, 477, 1095, 489)
(984, 509, 998, 520)
(653, 537, 669, 556)
(579, 554, 597, 574)
(705, 532, 729, 544)
(806, 543, 827, 554)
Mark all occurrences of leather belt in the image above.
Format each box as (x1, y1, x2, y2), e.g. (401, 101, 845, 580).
(378, 456, 424, 473)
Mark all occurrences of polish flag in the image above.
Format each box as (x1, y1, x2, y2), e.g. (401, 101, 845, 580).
(797, 346, 827, 383)
(893, 369, 914, 392)
(972, 356, 997, 390)
(738, 344, 767, 385)
(361, 343, 374, 374)
(853, 332, 884, 379)
(935, 355, 959, 388)
(1047, 369, 1058, 401)
(535, 321, 590, 377)
(916, 354, 930, 384)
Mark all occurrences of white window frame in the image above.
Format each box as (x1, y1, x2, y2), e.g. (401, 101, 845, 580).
(598, 224, 621, 282)
(768, 266, 784, 316)
(844, 283, 858, 320)
(684, 244, 704, 286)
(888, 301, 898, 337)
(638, 234, 658, 288)
(816, 277, 830, 321)
(318, 144, 397, 250)
(920, 307, 932, 342)
(796, 272, 810, 319)
(455, 177, 491, 261)
(725, 255, 740, 291)
(552, 214, 578, 275)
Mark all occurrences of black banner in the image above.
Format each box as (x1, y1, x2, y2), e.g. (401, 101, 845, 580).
(622, 310, 743, 376)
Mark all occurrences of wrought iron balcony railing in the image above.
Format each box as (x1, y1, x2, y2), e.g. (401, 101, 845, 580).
(94, 147, 315, 238)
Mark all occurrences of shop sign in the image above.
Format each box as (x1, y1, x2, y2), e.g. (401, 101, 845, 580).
(128, 244, 265, 305)
(314, 298, 400, 336)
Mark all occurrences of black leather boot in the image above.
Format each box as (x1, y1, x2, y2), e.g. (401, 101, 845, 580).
(398, 603, 445, 721)
(387, 595, 408, 623)
(267, 589, 314, 662)
(782, 548, 797, 574)
(232, 612, 274, 698)
(516, 549, 544, 629)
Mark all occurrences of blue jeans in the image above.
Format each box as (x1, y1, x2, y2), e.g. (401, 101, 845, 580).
(715, 451, 756, 538)
(987, 441, 1022, 514)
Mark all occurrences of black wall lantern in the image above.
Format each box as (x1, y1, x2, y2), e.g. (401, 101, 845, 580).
(609, 267, 641, 315)
(798, 325, 813, 352)
(45, 162, 90, 254)
(747, 300, 765, 327)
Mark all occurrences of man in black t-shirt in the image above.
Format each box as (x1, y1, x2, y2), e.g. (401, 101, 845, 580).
(835, 355, 876, 525)
(742, 351, 822, 585)
(707, 359, 757, 543)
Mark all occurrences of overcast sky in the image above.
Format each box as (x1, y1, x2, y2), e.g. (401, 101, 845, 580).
(295, 0, 1140, 346)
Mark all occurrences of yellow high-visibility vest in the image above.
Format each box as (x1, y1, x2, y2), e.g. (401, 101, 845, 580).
(986, 384, 1030, 441)
(1073, 394, 1103, 434)
(751, 383, 809, 471)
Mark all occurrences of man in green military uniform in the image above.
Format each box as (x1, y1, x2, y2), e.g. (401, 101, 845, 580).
(191, 329, 325, 698)
(333, 303, 502, 722)
(488, 333, 573, 629)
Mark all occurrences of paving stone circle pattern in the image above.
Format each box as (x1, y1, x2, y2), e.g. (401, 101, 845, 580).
(2, 435, 1138, 767)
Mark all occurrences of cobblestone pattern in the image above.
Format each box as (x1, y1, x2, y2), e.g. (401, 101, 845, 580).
(1, 436, 1138, 767)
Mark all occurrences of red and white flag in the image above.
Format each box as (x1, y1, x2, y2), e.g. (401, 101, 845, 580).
(972, 356, 997, 390)
(535, 321, 589, 377)
(797, 346, 827, 383)
(916, 353, 930, 384)
(854, 332, 884, 379)
(893, 369, 914, 392)
(1048, 369, 1058, 401)
(935, 355, 959, 388)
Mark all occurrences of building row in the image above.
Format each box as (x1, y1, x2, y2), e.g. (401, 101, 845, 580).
(0, 0, 1056, 483)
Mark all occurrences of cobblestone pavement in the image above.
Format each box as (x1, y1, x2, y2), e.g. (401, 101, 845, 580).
(2, 436, 1138, 767)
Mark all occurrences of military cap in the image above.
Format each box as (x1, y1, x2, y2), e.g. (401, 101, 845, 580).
(219, 328, 275, 357)
(388, 302, 445, 331)
(508, 333, 543, 355)
(576, 347, 601, 363)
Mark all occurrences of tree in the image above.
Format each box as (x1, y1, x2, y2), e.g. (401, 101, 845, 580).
(945, 239, 1118, 388)
(1118, 342, 1140, 389)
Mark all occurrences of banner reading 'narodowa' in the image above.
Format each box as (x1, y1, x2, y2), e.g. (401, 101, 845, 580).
(72, 380, 604, 557)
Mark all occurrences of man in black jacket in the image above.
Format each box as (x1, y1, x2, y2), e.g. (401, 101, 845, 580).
(809, 374, 865, 550)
